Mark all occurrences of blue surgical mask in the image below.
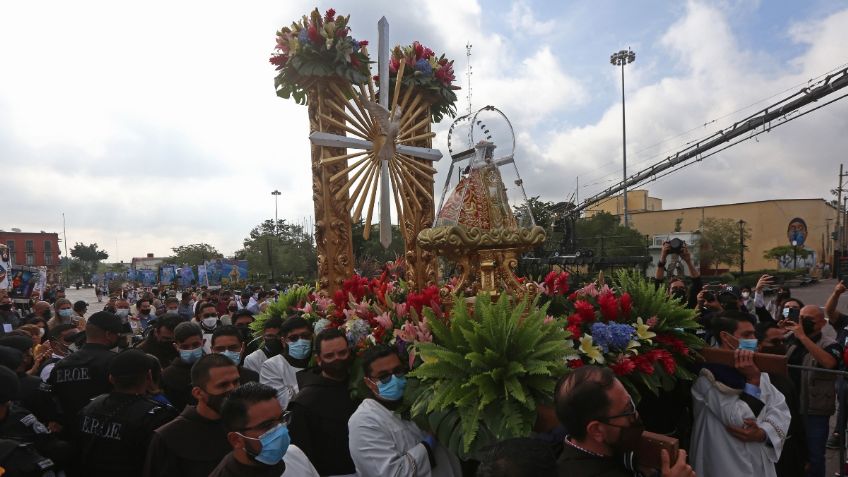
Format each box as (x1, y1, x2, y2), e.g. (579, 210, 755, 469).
(179, 347, 204, 364)
(241, 423, 290, 465)
(220, 350, 241, 365)
(376, 374, 407, 401)
(287, 339, 312, 360)
(58, 309, 73, 319)
(738, 339, 758, 352)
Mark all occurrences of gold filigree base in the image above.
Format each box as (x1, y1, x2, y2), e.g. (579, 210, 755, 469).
(417, 225, 546, 298)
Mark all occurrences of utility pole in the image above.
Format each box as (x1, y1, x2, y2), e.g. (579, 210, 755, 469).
(270, 190, 281, 284)
(837, 164, 845, 268)
(738, 219, 746, 275)
(62, 213, 69, 287)
(610, 48, 635, 227)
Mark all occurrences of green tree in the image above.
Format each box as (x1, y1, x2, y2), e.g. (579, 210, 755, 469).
(169, 243, 222, 266)
(351, 221, 405, 265)
(238, 219, 317, 283)
(70, 243, 109, 279)
(699, 218, 751, 272)
(574, 212, 646, 256)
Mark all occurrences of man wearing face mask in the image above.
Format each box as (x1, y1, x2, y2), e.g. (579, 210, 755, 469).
(137, 314, 181, 367)
(48, 311, 123, 437)
(232, 309, 255, 343)
(135, 298, 154, 332)
(556, 365, 695, 477)
(162, 322, 205, 412)
(195, 301, 221, 354)
(689, 314, 791, 477)
(114, 298, 132, 326)
(210, 382, 320, 477)
(211, 325, 259, 383)
(0, 294, 21, 333)
(144, 353, 241, 477)
(163, 297, 181, 317)
(349, 345, 462, 477)
(780, 305, 840, 477)
(47, 298, 76, 330)
(755, 322, 808, 477)
(243, 317, 283, 373)
(260, 316, 313, 409)
(238, 291, 260, 314)
(288, 328, 358, 476)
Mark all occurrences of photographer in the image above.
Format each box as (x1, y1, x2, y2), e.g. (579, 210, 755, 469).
(655, 240, 702, 309)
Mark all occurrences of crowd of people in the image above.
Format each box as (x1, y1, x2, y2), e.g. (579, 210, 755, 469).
(0, 249, 847, 476)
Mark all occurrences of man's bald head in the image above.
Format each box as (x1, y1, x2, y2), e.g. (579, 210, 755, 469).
(33, 301, 50, 313)
(801, 305, 826, 334)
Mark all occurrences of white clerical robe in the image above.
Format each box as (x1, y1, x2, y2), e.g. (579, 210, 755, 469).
(348, 398, 462, 477)
(283, 444, 320, 476)
(259, 354, 302, 410)
(690, 369, 791, 477)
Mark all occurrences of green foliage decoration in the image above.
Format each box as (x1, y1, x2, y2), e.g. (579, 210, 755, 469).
(409, 294, 574, 457)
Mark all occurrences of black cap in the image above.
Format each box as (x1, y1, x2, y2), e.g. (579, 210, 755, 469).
(0, 345, 23, 371)
(0, 366, 19, 403)
(73, 300, 89, 312)
(109, 349, 154, 377)
(0, 334, 33, 353)
(720, 286, 741, 300)
(87, 311, 125, 334)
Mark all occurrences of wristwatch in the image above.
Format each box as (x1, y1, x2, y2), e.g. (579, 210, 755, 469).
(657, 261, 666, 268)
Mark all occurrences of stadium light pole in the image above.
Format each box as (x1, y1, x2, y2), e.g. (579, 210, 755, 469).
(610, 48, 635, 227)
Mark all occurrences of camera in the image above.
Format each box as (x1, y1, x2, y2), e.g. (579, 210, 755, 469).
(668, 238, 685, 255)
(703, 291, 715, 302)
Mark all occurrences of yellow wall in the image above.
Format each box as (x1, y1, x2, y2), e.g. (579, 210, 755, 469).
(626, 199, 838, 271)
(586, 190, 663, 216)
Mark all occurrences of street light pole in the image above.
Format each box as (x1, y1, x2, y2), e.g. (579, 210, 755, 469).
(610, 48, 635, 227)
(792, 240, 798, 270)
(738, 219, 746, 275)
(270, 190, 281, 284)
(271, 190, 281, 231)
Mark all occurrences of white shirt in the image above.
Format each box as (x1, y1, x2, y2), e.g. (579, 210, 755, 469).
(690, 369, 791, 477)
(284, 444, 320, 477)
(243, 348, 268, 374)
(348, 398, 462, 477)
(259, 354, 302, 410)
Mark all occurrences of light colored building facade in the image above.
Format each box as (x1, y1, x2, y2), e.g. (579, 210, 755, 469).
(588, 193, 838, 272)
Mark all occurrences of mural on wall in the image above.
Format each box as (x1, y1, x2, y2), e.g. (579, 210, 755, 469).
(779, 217, 815, 269)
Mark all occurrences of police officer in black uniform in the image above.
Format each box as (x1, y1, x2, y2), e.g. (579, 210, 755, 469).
(0, 366, 74, 476)
(48, 311, 125, 435)
(78, 349, 178, 477)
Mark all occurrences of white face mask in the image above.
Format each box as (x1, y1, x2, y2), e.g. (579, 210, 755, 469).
(202, 317, 218, 329)
(741, 292, 750, 299)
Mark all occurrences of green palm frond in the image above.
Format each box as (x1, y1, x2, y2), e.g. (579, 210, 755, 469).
(409, 293, 575, 458)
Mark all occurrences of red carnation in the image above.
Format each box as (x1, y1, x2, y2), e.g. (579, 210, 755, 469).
(656, 334, 688, 355)
(543, 271, 570, 296)
(574, 300, 595, 322)
(567, 324, 582, 339)
(611, 357, 636, 376)
(307, 25, 321, 44)
(359, 40, 369, 47)
(633, 355, 655, 375)
(619, 292, 632, 317)
(325, 8, 336, 21)
(568, 359, 585, 369)
(597, 292, 619, 321)
(413, 41, 424, 59)
(567, 292, 579, 302)
(269, 54, 288, 69)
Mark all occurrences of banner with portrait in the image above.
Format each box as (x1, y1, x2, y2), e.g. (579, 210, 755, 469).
(197, 264, 208, 287)
(160, 266, 175, 286)
(8, 266, 38, 300)
(139, 270, 158, 287)
(220, 259, 248, 286)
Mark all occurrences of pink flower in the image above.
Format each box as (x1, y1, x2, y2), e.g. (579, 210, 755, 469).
(544, 315, 555, 325)
(394, 302, 408, 319)
(646, 316, 659, 328)
(299, 302, 313, 314)
(373, 312, 392, 330)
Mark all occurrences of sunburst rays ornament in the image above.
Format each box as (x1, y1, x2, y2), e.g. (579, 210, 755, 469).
(308, 17, 443, 248)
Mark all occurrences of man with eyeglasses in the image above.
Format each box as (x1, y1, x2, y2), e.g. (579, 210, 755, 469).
(556, 365, 695, 477)
(210, 382, 319, 477)
(779, 304, 840, 477)
(348, 345, 462, 476)
(288, 328, 358, 476)
(211, 325, 259, 384)
(243, 316, 284, 373)
(145, 353, 241, 477)
(260, 316, 313, 409)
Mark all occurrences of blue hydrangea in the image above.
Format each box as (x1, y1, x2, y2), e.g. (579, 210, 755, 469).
(298, 28, 308, 43)
(350, 37, 360, 52)
(345, 318, 372, 346)
(590, 322, 636, 353)
(415, 58, 433, 76)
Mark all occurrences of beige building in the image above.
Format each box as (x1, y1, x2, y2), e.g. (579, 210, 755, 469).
(589, 192, 838, 272)
(585, 190, 663, 217)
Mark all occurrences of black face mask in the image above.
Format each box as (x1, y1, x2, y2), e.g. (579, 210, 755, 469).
(320, 358, 352, 381)
(760, 344, 788, 355)
(607, 418, 645, 454)
(263, 339, 283, 356)
(671, 289, 687, 301)
(41, 309, 52, 320)
(205, 390, 232, 414)
(236, 325, 252, 342)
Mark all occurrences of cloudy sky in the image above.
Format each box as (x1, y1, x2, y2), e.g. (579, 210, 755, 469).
(2, 0, 847, 262)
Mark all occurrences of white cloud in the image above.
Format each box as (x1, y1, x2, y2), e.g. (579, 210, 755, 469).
(508, 1, 556, 36)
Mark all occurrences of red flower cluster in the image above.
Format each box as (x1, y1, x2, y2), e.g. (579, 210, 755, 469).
(655, 334, 689, 356)
(406, 285, 441, 317)
(566, 314, 583, 339)
(633, 354, 655, 375)
(324, 8, 335, 22)
(574, 300, 595, 322)
(343, 275, 372, 302)
(543, 271, 570, 296)
(568, 359, 584, 369)
(597, 292, 619, 321)
(611, 357, 636, 376)
(619, 292, 632, 317)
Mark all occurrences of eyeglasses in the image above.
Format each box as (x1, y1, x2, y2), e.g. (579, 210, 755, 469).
(263, 334, 279, 341)
(601, 396, 638, 422)
(286, 333, 312, 343)
(202, 313, 218, 319)
(239, 411, 292, 433)
(212, 344, 242, 353)
(371, 366, 407, 384)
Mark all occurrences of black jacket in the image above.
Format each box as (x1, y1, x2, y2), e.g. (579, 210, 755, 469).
(557, 441, 640, 477)
(78, 392, 178, 477)
(208, 452, 286, 477)
(143, 405, 230, 477)
(287, 367, 357, 476)
(47, 343, 115, 432)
